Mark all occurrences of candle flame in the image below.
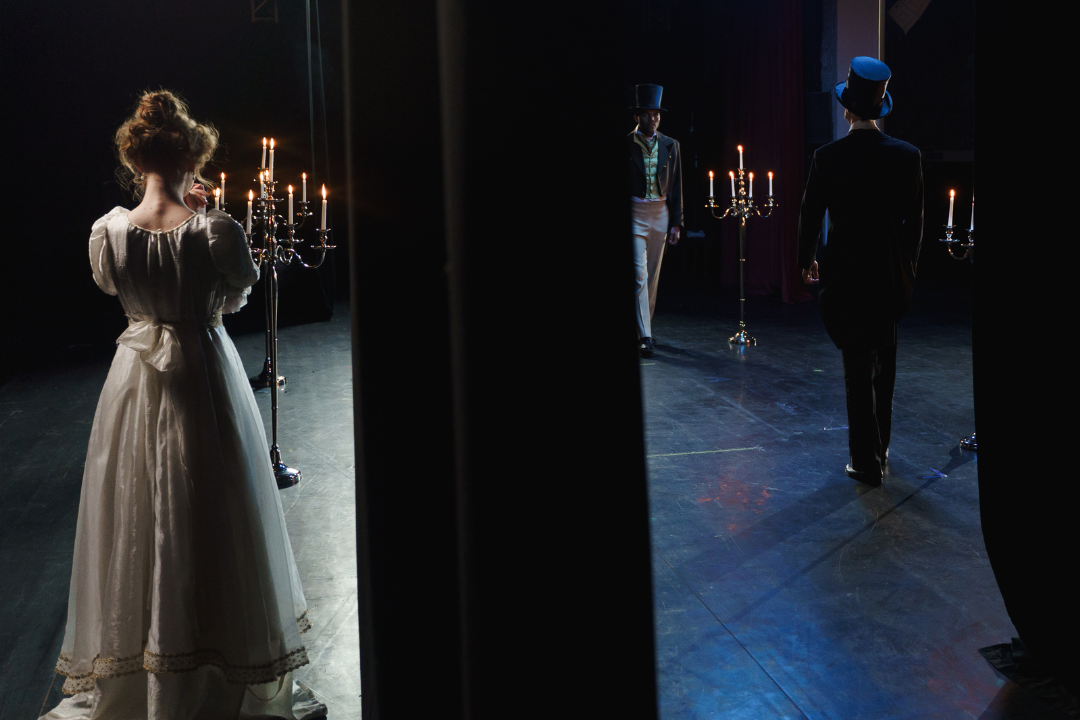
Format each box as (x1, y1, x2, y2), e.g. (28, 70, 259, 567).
(262, 137, 267, 147)
(249, 190, 254, 200)
(729, 171, 735, 178)
(221, 172, 225, 181)
(749, 172, 754, 179)
(737, 145, 743, 152)
(950, 189, 955, 197)
(321, 184, 327, 199)
(214, 188, 220, 197)
(270, 138, 275, 149)
(302, 172, 307, 180)
(288, 185, 294, 194)
(768, 171, 773, 179)
(708, 171, 714, 178)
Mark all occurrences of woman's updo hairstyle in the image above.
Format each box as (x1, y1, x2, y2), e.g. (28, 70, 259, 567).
(116, 90, 219, 197)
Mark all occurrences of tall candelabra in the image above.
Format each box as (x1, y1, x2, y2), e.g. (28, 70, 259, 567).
(705, 146, 777, 346)
(940, 189, 976, 451)
(241, 142, 334, 488)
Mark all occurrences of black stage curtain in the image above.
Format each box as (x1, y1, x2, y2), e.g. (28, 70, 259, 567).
(975, 232, 1079, 694)
(345, 1, 658, 718)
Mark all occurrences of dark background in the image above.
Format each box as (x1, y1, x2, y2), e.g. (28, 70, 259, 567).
(0, 0, 973, 382)
(1, 0, 975, 382)
(643, 0, 975, 309)
(1, 0, 347, 381)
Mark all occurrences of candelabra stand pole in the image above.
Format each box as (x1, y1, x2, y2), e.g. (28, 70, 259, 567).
(267, 257, 300, 487)
(249, 271, 285, 389)
(731, 218, 754, 345)
(941, 223, 976, 451)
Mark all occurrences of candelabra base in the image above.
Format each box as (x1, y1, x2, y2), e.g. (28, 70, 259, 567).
(729, 329, 757, 346)
(959, 432, 977, 452)
(272, 454, 302, 488)
(249, 358, 287, 389)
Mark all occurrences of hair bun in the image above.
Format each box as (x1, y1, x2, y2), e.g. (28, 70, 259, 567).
(137, 91, 180, 129)
(115, 89, 219, 198)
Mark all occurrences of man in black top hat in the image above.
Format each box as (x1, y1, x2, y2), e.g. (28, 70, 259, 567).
(797, 56, 924, 484)
(628, 83, 683, 358)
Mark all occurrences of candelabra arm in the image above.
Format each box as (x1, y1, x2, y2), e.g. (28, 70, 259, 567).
(940, 225, 974, 261)
(294, 229, 336, 269)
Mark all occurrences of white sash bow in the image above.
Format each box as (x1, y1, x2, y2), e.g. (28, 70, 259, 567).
(117, 319, 184, 372)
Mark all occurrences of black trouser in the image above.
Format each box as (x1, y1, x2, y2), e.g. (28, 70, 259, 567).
(841, 342, 897, 471)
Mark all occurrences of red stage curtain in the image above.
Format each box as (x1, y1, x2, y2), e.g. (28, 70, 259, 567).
(716, 0, 812, 304)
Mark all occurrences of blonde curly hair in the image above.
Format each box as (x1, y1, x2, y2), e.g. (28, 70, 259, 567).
(115, 89, 219, 197)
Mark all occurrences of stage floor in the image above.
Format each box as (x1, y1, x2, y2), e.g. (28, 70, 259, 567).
(643, 284, 1064, 719)
(0, 287, 1063, 719)
(0, 307, 359, 718)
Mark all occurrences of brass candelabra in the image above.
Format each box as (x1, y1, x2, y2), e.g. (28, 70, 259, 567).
(705, 149, 777, 346)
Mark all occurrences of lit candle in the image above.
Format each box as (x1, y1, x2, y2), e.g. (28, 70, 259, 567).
(738, 144, 744, 169)
(260, 171, 266, 199)
(320, 185, 327, 231)
(749, 172, 754, 199)
(968, 197, 974, 232)
(220, 172, 226, 202)
(288, 185, 294, 221)
(768, 171, 774, 196)
(302, 172, 308, 203)
(268, 139, 275, 184)
(247, 190, 253, 234)
(729, 171, 735, 198)
(708, 170, 714, 198)
(261, 138, 267, 169)
(214, 188, 220, 210)
(948, 189, 955, 227)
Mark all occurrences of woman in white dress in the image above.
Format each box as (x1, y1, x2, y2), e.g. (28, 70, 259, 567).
(41, 91, 312, 720)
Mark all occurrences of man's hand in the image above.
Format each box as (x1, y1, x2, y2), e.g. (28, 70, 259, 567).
(185, 182, 210, 213)
(667, 225, 681, 246)
(801, 260, 820, 285)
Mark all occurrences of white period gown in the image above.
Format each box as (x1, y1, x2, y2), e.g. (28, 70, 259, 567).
(42, 208, 311, 719)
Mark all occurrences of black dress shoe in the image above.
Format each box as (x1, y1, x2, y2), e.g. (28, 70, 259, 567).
(639, 337, 655, 358)
(846, 463, 882, 485)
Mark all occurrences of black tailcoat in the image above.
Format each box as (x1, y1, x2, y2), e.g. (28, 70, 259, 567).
(797, 129, 923, 348)
(628, 131, 684, 229)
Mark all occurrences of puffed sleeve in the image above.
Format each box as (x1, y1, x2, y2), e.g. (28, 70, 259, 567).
(206, 209, 260, 314)
(88, 207, 128, 295)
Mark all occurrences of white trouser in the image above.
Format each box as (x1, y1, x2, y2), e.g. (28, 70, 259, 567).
(631, 200, 669, 338)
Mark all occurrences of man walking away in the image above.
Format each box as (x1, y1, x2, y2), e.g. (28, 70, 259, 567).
(797, 56, 923, 485)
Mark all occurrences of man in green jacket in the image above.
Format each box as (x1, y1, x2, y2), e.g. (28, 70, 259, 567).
(628, 83, 683, 358)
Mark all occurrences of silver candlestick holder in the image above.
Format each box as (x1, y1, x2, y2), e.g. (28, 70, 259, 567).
(244, 171, 335, 488)
(940, 198, 975, 451)
(706, 158, 776, 346)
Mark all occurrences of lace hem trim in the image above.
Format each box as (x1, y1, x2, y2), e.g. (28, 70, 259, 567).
(56, 612, 312, 694)
(57, 646, 309, 695)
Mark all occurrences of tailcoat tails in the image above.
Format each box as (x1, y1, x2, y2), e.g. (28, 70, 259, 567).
(797, 129, 923, 349)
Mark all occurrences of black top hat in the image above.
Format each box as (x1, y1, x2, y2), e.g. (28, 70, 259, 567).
(834, 57, 893, 120)
(631, 84, 667, 112)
